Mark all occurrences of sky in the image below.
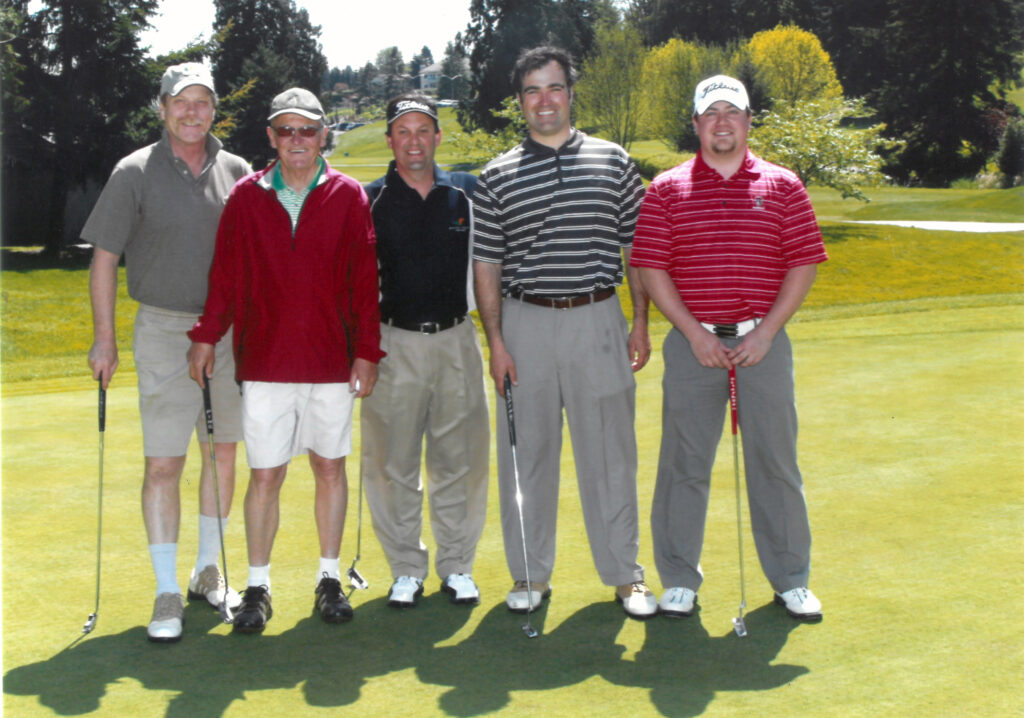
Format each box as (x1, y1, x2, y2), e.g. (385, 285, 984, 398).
(137, 0, 472, 71)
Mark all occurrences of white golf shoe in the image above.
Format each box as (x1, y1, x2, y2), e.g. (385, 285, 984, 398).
(441, 573, 480, 605)
(147, 592, 185, 643)
(188, 564, 242, 611)
(506, 580, 551, 613)
(387, 576, 424, 608)
(774, 587, 823, 621)
(658, 587, 698, 618)
(616, 581, 658, 619)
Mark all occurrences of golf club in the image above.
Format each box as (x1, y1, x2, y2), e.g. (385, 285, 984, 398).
(82, 375, 105, 635)
(504, 374, 539, 639)
(201, 371, 234, 624)
(346, 379, 370, 597)
(729, 366, 748, 638)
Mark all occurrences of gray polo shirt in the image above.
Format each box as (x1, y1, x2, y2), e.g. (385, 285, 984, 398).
(81, 131, 251, 313)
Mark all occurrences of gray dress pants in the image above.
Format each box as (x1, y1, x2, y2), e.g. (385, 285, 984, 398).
(496, 295, 645, 586)
(652, 327, 812, 593)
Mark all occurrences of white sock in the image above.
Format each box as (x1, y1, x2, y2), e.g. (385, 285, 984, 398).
(149, 543, 180, 596)
(248, 564, 271, 591)
(195, 514, 229, 573)
(318, 557, 340, 584)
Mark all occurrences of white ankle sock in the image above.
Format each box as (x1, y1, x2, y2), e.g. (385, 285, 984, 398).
(149, 543, 180, 596)
(195, 514, 228, 573)
(248, 564, 271, 591)
(318, 557, 340, 584)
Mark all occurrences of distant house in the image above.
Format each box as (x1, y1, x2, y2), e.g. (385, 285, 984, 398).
(420, 62, 442, 93)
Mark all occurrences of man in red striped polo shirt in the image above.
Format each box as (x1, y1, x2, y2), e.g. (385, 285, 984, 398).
(631, 75, 828, 622)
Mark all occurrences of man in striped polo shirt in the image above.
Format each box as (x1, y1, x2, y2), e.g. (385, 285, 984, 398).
(473, 46, 657, 619)
(631, 75, 828, 621)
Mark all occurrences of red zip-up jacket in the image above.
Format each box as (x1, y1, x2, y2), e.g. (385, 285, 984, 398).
(189, 161, 384, 382)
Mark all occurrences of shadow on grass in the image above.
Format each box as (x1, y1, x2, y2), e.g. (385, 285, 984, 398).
(4, 595, 806, 716)
(420, 601, 807, 716)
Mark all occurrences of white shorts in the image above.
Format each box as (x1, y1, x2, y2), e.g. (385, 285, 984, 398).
(242, 382, 354, 469)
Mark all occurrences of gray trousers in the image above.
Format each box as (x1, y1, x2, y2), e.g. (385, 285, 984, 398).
(497, 295, 644, 587)
(361, 319, 490, 580)
(652, 327, 811, 593)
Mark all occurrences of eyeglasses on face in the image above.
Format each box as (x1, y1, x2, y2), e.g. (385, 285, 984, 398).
(271, 124, 321, 138)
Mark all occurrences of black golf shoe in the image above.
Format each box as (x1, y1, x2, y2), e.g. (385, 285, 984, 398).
(315, 574, 354, 624)
(233, 585, 272, 634)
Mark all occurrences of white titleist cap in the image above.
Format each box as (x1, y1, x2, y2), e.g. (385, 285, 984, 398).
(693, 75, 750, 115)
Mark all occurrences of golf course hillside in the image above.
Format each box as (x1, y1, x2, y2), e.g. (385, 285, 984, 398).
(2, 147, 1021, 715)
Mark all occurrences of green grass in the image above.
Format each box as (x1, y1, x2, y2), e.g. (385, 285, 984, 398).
(809, 185, 1024, 222)
(3, 285, 1021, 716)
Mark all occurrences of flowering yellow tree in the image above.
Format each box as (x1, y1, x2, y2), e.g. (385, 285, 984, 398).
(747, 25, 842, 106)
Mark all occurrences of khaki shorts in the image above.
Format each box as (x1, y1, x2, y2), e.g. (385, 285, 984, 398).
(133, 304, 242, 457)
(241, 381, 355, 469)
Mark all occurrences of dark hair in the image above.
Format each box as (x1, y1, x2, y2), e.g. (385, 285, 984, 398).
(511, 46, 576, 95)
(385, 92, 439, 135)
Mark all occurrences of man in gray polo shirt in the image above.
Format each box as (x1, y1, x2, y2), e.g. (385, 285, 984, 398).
(83, 62, 251, 643)
(473, 46, 657, 619)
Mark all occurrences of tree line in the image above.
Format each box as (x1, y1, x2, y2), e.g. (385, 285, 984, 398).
(2, 0, 1022, 255)
(459, 0, 1023, 188)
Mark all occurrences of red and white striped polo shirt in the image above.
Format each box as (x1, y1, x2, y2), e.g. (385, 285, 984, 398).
(631, 151, 827, 323)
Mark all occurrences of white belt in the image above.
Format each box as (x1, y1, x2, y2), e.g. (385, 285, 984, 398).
(700, 318, 761, 338)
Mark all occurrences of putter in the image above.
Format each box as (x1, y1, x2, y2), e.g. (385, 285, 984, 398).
(83, 375, 105, 635)
(729, 366, 748, 638)
(201, 371, 234, 624)
(346, 379, 370, 596)
(504, 374, 539, 639)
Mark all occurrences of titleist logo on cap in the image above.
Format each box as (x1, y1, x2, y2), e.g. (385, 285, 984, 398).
(395, 100, 432, 115)
(699, 80, 742, 99)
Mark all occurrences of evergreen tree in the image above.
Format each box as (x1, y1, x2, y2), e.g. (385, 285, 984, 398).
(375, 46, 407, 101)
(439, 40, 469, 101)
(4, 0, 156, 253)
(212, 0, 328, 167)
(873, 0, 1024, 184)
(410, 45, 434, 89)
(459, 0, 612, 131)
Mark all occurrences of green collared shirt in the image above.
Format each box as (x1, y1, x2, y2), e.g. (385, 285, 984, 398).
(272, 157, 325, 230)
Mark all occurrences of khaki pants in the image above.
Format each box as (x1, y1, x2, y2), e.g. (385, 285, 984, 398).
(361, 319, 490, 579)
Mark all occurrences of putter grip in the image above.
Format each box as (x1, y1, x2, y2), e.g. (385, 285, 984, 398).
(201, 373, 214, 436)
(503, 374, 516, 446)
(728, 367, 738, 435)
(98, 379, 106, 432)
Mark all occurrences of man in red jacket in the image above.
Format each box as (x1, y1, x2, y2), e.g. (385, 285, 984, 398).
(188, 87, 384, 633)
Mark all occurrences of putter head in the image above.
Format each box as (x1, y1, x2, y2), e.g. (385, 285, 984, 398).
(732, 616, 748, 637)
(218, 601, 234, 624)
(82, 613, 97, 634)
(347, 566, 369, 591)
(522, 623, 539, 639)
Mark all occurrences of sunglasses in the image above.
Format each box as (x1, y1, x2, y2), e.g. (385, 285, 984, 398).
(271, 124, 321, 138)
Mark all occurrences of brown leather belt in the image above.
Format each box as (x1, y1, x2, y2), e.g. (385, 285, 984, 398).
(385, 315, 466, 334)
(509, 287, 616, 310)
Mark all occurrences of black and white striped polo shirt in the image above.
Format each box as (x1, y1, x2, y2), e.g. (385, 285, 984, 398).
(472, 130, 645, 296)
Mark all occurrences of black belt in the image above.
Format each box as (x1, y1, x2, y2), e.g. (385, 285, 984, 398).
(509, 287, 616, 309)
(385, 315, 466, 334)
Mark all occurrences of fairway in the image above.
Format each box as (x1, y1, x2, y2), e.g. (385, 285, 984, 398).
(3, 291, 1022, 716)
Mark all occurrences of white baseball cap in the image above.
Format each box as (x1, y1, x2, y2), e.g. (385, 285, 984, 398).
(693, 75, 750, 115)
